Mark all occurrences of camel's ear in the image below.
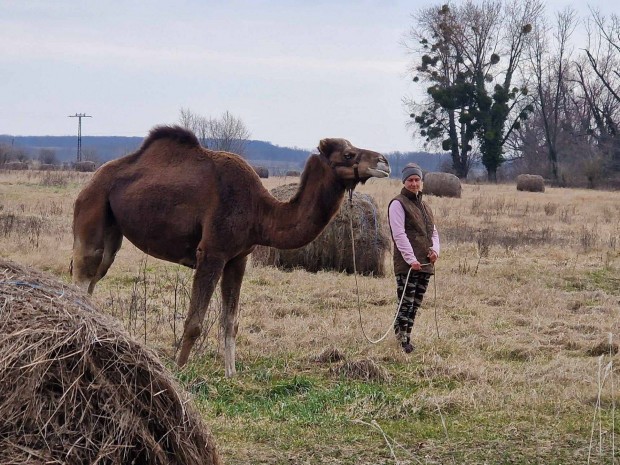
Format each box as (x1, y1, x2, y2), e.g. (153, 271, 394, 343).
(318, 139, 331, 156)
(318, 138, 346, 156)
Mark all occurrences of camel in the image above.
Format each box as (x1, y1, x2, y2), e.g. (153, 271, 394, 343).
(71, 126, 390, 377)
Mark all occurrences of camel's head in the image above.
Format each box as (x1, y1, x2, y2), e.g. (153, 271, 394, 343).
(318, 138, 390, 187)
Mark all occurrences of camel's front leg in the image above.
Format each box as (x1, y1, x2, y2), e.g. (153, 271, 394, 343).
(220, 254, 248, 377)
(177, 250, 225, 367)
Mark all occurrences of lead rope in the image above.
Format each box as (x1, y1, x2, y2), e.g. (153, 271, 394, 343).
(347, 191, 440, 344)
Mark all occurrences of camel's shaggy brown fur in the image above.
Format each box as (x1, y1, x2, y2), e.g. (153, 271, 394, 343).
(71, 125, 390, 376)
(0, 259, 222, 465)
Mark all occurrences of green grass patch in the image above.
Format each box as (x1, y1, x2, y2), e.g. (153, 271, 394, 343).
(562, 267, 620, 295)
(172, 354, 619, 464)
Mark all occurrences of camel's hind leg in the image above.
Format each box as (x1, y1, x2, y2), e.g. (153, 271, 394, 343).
(72, 196, 122, 294)
(220, 254, 248, 377)
(91, 224, 123, 292)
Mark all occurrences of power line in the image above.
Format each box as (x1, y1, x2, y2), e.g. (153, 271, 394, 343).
(68, 113, 92, 162)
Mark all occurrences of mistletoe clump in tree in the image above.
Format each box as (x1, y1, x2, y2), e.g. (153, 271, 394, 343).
(405, 0, 541, 181)
(406, 4, 478, 178)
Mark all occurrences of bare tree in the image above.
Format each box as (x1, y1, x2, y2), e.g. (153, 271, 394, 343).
(10, 148, 30, 163)
(584, 10, 620, 104)
(207, 111, 251, 155)
(467, 0, 542, 182)
(0, 144, 10, 165)
(387, 151, 406, 176)
(178, 107, 197, 130)
(179, 107, 210, 144)
(81, 147, 100, 164)
(525, 7, 577, 183)
(573, 11, 620, 175)
(580, 9, 620, 172)
(38, 148, 59, 165)
(178, 108, 251, 157)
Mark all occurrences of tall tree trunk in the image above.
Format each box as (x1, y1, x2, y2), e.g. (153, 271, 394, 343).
(548, 145, 559, 183)
(448, 111, 468, 178)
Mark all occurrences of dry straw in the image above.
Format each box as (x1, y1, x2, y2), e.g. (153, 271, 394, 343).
(311, 345, 346, 363)
(330, 358, 391, 383)
(252, 183, 390, 276)
(516, 174, 545, 192)
(0, 259, 222, 465)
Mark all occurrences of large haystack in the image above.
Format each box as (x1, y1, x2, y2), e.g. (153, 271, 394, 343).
(0, 259, 222, 465)
(2, 162, 29, 170)
(73, 160, 96, 172)
(252, 183, 390, 276)
(516, 174, 545, 192)
(422, 172, 462, 198)
(253, 166, 269, 178)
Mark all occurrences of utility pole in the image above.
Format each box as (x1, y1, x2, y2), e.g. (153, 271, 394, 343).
(68, 113, 92, 162)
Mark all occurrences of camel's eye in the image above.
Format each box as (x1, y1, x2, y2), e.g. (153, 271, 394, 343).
(344, 152, 355, 160)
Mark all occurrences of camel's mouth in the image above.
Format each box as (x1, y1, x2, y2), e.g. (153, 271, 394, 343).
(369, 169, 390, 178)
(367, 161, 390, 178)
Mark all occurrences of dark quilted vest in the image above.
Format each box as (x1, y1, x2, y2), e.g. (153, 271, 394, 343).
(389, 188, 435, 275)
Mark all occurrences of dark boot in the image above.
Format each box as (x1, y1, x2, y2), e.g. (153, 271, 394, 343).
(401, 337, 414, 354)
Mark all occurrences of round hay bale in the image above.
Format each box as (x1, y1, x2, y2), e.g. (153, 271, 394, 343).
(253, 166, 269, 178)
(516, 174, 545, 192)
(74, 160, 96, 172)
(2, 161, 29, 170)
(285, 170, 300, 177)
(252, 183, 390, 276)
(0, 259, 222, 465)
(330, 358, 391, 383)
(422, 172, 461, 198)
(38, 163, 57, 171)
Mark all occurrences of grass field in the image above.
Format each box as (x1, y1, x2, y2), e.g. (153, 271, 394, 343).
(0, 168, 619, 464)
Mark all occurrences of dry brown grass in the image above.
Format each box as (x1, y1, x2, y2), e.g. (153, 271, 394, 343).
(0, 170, 619, 463)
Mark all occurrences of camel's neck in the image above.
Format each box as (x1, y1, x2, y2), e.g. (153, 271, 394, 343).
(258, 155, 346, 250)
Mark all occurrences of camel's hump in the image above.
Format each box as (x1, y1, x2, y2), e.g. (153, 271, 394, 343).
(139, 126, 201, 152)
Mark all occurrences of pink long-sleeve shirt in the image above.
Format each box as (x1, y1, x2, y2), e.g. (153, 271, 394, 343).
(388, 200, 440, 266)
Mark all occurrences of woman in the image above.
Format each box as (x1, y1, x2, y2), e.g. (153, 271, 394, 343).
(387, 163, 440, 353)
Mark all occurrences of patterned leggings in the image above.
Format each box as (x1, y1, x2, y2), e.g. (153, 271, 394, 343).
(394, 272, 431, 343)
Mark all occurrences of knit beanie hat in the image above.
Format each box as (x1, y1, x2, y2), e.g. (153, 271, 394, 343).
(401, 163, 423, 183)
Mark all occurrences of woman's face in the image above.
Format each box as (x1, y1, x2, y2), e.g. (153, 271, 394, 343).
(404, 174, 422, 193)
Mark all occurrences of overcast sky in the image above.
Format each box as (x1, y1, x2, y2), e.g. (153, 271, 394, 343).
(1, 0, 617, 153)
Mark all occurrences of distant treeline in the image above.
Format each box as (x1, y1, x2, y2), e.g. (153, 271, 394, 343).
(0, 135, 447, 177)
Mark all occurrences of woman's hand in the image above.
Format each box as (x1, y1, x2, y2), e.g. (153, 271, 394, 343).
(427, 249, 438, 264)
(410, 261, 422, 271)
